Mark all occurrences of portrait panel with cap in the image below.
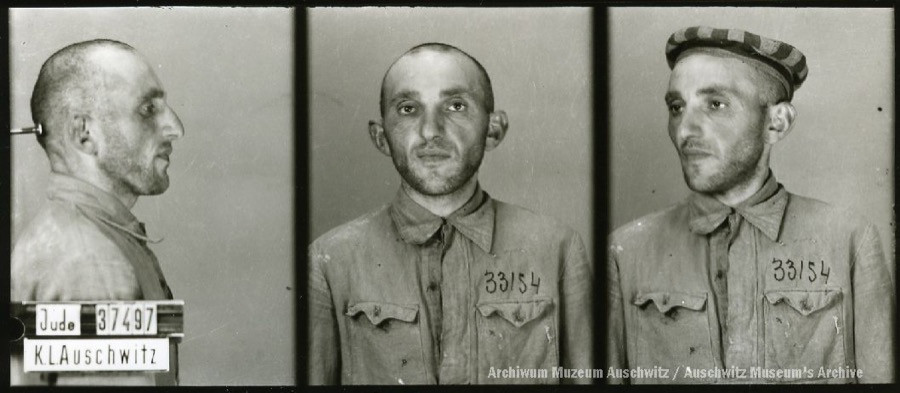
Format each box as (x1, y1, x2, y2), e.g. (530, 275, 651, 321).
(664, 27, 801, 205)
(608, 17, 894, 384)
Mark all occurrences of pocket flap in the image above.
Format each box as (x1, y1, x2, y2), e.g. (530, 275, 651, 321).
(345, 302, 419, 326)
(476, 298, 552, 328)
(633, 291, 707, 313)
(764, 289, 841, 316)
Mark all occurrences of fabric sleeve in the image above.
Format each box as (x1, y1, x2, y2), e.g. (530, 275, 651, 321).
(606, 239, 627, 384)
(559, 232, 593, 384)
(34, 257, 142, 301)
(307, 242, 340, 385)
(11, 241, 142, 302)
(852, 224, 895, 383)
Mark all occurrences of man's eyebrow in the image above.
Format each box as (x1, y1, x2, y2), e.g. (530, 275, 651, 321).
(388, 89, 420, 104)
(440, 86, 473, 98)
(141, 88, 166, 102)
(664, 92, 680, 102)
(696, 84, 738, 97)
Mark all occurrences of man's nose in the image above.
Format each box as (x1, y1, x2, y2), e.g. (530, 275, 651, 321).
(673, 107, 702, 144)
(161, 105, 185, 140)
(419, 108, 444, 141)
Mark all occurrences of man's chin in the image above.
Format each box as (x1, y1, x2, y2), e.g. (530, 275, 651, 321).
(681, 162, 717, 190)
(408, 180, 459, 197)
(140, 176, 170, 196)
(404, 173, 471, 197)
(683, 172, 717, 194)
(145, 187, 168, 196)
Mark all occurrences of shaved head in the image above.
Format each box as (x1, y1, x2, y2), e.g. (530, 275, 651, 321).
(28, 39, 185, 202)
(379, 43, 494, 117)
(30, 39, 136, 152)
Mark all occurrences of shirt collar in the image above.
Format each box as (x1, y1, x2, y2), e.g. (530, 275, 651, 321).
(389, 184, 495, 253)
(687, 172, 788, 241)
(46, 173, 161, 243)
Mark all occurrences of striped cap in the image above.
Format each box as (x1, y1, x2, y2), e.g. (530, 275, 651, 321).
(666, 26, 808, 99)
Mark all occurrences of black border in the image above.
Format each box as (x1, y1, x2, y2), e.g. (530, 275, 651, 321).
(3, 4, 13, 391)
(295, 6, 308, 389)
(593, 5, 609, 383)
(3, 3, 899, 392)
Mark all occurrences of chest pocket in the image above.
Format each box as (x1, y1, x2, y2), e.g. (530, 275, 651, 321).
(632, 291, 715, 381)
(475, 297, 558, 383)
(763, 288, 847, 381)
(345, 301, 426, 385)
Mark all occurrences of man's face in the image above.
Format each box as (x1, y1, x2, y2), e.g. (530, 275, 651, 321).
(380, 50, 491, 196)
(665, 53, 768, 195)
(94, 48, 184, 196)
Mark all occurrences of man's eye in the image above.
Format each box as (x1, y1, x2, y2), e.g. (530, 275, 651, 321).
(709, 100, 727, 110)
(448, 102, 466, 112)
(667, 103, 683, 116)
(398, 105, 416, 115)
(140, 104, 157, 116)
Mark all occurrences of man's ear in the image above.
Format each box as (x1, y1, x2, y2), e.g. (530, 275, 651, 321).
(368, 120, 392, 157)
(763, 102, 797, 145)
(68, 115, 99, 156)
(485, 110, 509, 151)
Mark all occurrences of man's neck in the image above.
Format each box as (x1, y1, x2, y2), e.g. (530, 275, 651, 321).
(402, 176, 478, 218)
(56, 169, 138, 209)
(710, 166, 770, 207)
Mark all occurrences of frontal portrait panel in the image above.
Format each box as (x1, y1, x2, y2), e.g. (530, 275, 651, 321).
(308, 8, 593, 385)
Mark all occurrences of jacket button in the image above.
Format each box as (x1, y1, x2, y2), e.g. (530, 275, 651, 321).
(373, 306, 381, 317)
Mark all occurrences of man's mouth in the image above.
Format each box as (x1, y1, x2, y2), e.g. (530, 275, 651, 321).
(156, 145, 173, 162)
(416, 148, 451, 162)
(680, 145, 712, 158)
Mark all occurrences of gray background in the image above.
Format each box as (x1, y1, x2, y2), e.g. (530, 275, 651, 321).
(309, 8, 593, 259)
(609, 8, 894, 278)
(9, 8, 295, 385)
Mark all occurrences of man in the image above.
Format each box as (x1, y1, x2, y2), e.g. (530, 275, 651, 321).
(10, 39, 184, 385)
(607, 26, 894, 384)
(308, 43, 592, 384)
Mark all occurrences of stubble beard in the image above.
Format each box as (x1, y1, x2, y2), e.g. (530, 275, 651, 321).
(392, 147, 484, 197)
(99, 132, 169, 198)
(682, 133, 764, 195)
